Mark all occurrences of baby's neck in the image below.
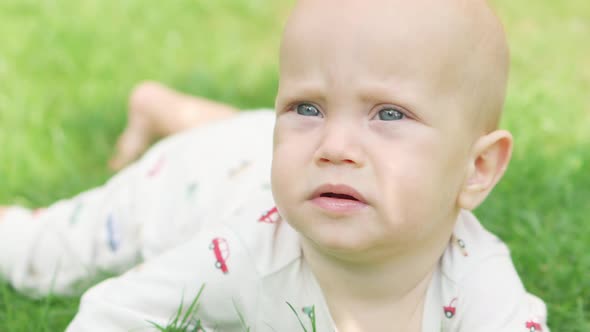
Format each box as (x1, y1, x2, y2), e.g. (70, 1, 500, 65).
(301, 238, 446, 332)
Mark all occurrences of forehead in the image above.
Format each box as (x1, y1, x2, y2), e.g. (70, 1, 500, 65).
(278, 0, 509, 132)
(281, 1, 476, 95)
(284, 2, 472, 63)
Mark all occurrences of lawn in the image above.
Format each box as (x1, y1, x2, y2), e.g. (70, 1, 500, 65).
(0, 0, 588, 331)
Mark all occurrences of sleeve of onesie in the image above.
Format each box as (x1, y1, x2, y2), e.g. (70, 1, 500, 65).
(66, 224, 257, 332)
(456, 254, 550, 332)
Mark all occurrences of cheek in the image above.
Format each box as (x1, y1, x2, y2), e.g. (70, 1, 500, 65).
(271, 142, 291, 203)
(271, 141, 311, 233)
(374, 138, 466, 218)
(271, 124, 312, 205)
(271, 116, 319, 173)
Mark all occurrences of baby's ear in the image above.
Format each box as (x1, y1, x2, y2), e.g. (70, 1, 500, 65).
(458, 130, 513, 210)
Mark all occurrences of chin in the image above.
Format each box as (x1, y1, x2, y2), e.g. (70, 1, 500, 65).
(302, 223, 377, 255)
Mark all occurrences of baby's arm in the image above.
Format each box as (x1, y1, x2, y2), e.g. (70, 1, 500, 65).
(66, 224, 256, 332)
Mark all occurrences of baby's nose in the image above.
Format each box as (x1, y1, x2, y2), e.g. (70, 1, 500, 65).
(315, 123, 364, 167)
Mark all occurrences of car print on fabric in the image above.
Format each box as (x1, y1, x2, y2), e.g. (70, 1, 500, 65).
(258, 207, 281, 224)
(525, 319, 543, 331)
(209, 237, 230, 274)
(444, 298, 458, 319)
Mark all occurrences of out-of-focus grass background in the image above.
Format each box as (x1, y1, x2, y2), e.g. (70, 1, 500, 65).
(0, 0, 588, 330)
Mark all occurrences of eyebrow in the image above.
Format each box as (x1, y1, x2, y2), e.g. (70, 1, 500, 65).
(357, 84, 422, 120)
(276, 82, 327, 105)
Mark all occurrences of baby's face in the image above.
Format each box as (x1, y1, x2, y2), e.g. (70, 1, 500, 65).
(271, 0, 507, 257)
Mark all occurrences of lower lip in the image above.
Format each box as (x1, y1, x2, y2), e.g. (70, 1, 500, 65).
(310, 197, 368, 214)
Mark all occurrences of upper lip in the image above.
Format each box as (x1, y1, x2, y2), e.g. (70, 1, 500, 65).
(310, 184, 368, 204)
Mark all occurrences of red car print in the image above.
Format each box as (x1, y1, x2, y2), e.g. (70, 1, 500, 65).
(525, 320, 542, 331)
(209, 237, 230, 274)
(147, 156, 166, 177)
(258, 207, 281, 224)
(443, 298, 458, 319)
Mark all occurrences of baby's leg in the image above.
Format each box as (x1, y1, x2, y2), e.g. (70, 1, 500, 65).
(108, 81, 239, 170)
(0, 149, 174, 297)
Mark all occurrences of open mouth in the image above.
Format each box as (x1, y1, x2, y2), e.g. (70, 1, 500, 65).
(319, 192, 360, 201)
(311, 184, 367, 204)
(311, 184, 368, 213)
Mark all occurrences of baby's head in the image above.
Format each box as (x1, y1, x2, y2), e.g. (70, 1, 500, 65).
(271, 0, 513, 260)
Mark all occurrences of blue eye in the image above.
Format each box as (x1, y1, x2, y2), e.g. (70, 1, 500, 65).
(378, 108, 404, 121)
(296, 104, 322, 117)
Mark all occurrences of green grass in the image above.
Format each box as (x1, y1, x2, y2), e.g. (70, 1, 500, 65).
(0, 0, 588, 330)
(149, 285, 206, 332)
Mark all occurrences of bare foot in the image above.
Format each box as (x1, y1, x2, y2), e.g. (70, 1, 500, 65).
(108, 81, 237, 171)
(108, 82, 163, 170)
(0, 207, 8, 220)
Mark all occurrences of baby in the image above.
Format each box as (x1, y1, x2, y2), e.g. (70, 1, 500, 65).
(0, 0, 550, 331)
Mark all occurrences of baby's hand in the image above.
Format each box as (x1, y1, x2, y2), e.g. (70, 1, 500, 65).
(0, 207, 8, 220)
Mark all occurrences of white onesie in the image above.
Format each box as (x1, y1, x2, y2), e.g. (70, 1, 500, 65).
(0, 110, 549, 331)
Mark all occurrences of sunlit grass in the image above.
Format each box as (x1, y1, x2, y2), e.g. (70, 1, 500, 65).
(0, 0, 588, 330)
